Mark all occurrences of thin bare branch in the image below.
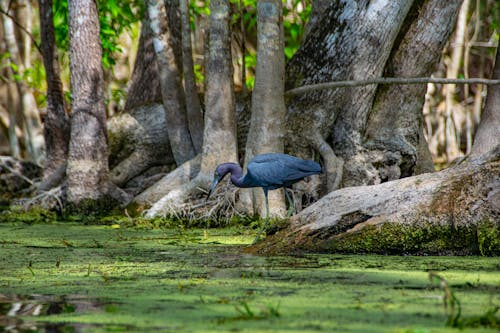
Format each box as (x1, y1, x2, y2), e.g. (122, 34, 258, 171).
(285, 77, 500, 97)
(0, 7, 42, 54)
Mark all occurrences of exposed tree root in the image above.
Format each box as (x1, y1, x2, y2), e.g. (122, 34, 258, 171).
(15, 185, 65, 211)
(143, 177, 246, 225)
(133, 155, 201, 209)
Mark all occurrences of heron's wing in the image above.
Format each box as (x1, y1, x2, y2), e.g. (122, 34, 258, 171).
(247, 154, 321, 188)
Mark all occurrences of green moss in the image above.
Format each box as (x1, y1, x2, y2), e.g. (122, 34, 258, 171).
(0, 206, 57, 224)
(64, 196, 123, 217)
(477, 219, 500, 256)
(320, 222, 499, 255)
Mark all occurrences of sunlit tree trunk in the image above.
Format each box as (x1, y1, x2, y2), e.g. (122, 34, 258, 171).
(38, 0, 70, 189)
(198, 0, 238, 180)
(444, 0, 470, 162)
(364, 0, 462, 177)
(242, 0, 286, 217)
(67, 0, 130, 208)
(6, 83, 21, 159)
(470, 48, 499, 159)
(141, 0, 238, 217)
(285, 0, 461, 191)
(286, 0, 413, 191)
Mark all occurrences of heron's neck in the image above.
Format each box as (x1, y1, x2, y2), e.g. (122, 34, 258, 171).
(224, 163, 246, 187)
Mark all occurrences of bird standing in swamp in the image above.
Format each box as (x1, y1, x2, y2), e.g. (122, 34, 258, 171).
(207, 153, 322, 236)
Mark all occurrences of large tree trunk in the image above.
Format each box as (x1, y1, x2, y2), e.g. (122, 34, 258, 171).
(67, 0, 130, 208)
(284, 0, 460, 192)
(38, 0, 70, 190)
(364, 0, 462, 179)
(242, 0, 286, 217)
(286, 0, 414, 191)
(198, 0, 238, 179)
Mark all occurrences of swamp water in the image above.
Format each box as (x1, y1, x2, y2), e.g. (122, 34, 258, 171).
(0, 222, 498, 332)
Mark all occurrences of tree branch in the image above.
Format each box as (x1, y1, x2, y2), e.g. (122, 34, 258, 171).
(0, 7, 42, 55)
(285, 77, 500, 97)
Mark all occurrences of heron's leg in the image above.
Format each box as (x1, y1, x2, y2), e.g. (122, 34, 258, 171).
(284, 188, 294, 217)
(255, 188, 269, 242)
(264, 188, 270, 220)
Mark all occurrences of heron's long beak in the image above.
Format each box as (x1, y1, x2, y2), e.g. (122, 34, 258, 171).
(206, 177, 220, 201)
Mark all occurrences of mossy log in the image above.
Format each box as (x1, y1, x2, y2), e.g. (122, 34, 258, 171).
(251, 146, 499, 256)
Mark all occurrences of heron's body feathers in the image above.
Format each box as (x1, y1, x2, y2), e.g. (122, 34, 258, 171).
(242, 153, 321, 190)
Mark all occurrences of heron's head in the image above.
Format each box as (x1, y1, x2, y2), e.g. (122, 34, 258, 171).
(206, 164, 231, 200)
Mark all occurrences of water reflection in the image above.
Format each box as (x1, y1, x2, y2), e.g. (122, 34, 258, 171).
(0, 294, 125, 332)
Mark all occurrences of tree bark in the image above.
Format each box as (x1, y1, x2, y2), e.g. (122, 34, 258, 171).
(242, 0, 286, 217)
(285, 0, 413, 191)
(38, 0, 70, 189)
(180, 0, 204, 153)
(364, 0, 462, 179)
(67, 0, 130, 208)
(470, 47, 499, 159)
(147, 0, 196, 165)
(199, 0, 238, 179)
(108, 11, 175, 187)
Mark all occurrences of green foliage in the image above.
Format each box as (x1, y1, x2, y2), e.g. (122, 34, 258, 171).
(282, 0, 311, 60)
(52, 0, 143, 69)
(188, 0, 311, 89)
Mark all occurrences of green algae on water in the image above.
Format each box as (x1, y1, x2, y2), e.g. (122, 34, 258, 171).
(0, 223, 498, 333)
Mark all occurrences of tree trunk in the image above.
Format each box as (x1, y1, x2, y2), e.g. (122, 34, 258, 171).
(469, 48, 499, 159)
(67, 0, 130, 208)
(6, 82, 21, 159)
(284, 0, 464, 191)
(180, 0, 204, 153)
(242, 0, 286, 217)
(364, 0, 462, 179)
(286, 0, 413, 191)
(38, 0, 70, 190)
(108, 11, 175, 187)
(199, 0, 238, 179)
(147, 0, 196, 165)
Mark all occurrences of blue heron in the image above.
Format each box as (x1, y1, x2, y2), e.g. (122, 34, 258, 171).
(207, 153, 322, 219)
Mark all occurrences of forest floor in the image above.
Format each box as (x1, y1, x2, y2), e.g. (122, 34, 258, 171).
(0, 221, 499, 332)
